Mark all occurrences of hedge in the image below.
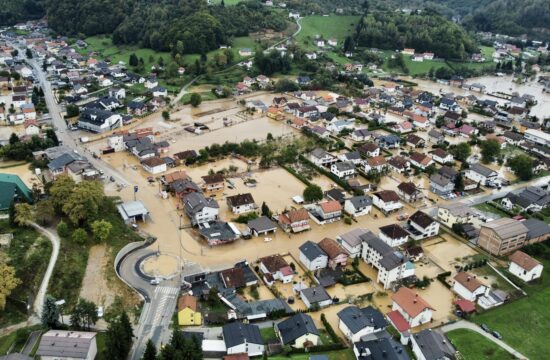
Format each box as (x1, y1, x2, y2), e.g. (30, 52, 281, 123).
(436, 271, 452, 289)
(321, 314, 342, 345)
(299, 155, 353, 192)
(280, 164, 312, 186)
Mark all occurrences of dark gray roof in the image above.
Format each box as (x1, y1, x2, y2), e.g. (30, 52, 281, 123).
(334, 161, 356, 171)
(183, 192, 219, 215)
(277, 313, 319, 345)
(348, 195, 372, 209)
(354, 336, 410, 360)
(337, 306, 387, 334)
(522, 218, 550, 240)
(300, 286, 331, 304)
(339, 228, 369, 247)
(222, 322, 263, 347)
(299, 240, 327, 261)
(47, 152, 85, 171)
(362, 234, 392, 255)
(430, 174, 452, 187)
(363, 235, 407, 271)
(469, 163, 497, 177)
(247, 216, 277, 232)
(379, 251, 407, 271)
(36, 331, 96, 359)
(412, 329, 455, 360)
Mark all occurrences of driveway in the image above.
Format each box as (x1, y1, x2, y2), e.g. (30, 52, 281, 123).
(440, 320, 528, 360)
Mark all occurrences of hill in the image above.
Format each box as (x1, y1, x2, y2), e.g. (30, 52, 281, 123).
(0, 0, 45, 26)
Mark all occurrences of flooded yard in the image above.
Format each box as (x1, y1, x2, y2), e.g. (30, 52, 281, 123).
(421, 233, 479, 273)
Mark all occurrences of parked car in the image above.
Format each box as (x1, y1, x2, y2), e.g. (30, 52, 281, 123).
(97, 306, 104, 318)
(492, 331, 502, 339)
(480, 323, 491, 332)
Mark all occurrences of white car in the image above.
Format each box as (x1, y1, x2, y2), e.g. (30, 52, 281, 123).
(97, 306, 104, 317)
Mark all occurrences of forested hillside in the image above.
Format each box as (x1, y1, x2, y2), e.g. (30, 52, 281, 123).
(352, 10, 477, 59)
(12, 0, 287, 55)
(0, 0, 44, 26)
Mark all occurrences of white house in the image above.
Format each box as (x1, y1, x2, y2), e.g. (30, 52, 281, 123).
(182, 192, 219, 226)
(226, 193, 256, 214)
(344, 195, 372, 218)
(308, 148, 336, 167)
(411, 329, 456, 360)
(431, 148, 454, 164)
(407, 211, 439, 240)
(452, 271, 489, 302)
(379, 224, 409, 247)
(141, 157, 166, 174)
(24, 119, 40, 136)
(508, 250, 543, 282)
(524, 129, 550, 146)
(331, 161, 356, 179)
(152, 86, 168, 98)
(464, 163, 498, 186)
(276, 313, 320, 349)
(300, 286, 332, 309)
(299, 241, 328, 271)
(337, 306, 387, 343)
(372, 190, 403, 214)
(391, 287, 433, 328)
(259, 255, 294, 284)
(337, 228, 368, 258)
(223, 322, 264, 357)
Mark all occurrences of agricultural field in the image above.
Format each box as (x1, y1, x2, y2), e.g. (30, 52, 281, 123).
(297, 15, 359, 50)
(447, 329, 512, 360)
(402, 57, 450, 76)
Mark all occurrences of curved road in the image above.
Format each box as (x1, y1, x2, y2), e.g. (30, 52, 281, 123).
(441, 320, 528, 359)
(31, 223, 60, 319)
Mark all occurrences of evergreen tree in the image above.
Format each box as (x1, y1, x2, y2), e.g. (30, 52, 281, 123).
(142, 340, 157, 360)
(129, 53, 138, 67)
(41, 295, 60, 328)
(261, 202, 271, 217)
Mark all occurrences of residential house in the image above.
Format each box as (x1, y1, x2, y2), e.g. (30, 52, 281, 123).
(358, 143, 380, 158)
(182, 192, 219, 226)
(508, 250, 543, 282)
(429, 174, 455, 197)
(338, 151, 362, 165)
(478, 218, 528, 256)
(223, 322, 264, 357)
(169, 178, 202, 199)
(177, 295, 201, 326)
(407, 211, 439, 240)
(377, 134, 401, 149)
(299, 241, 328, 271)
(362, 233, 415, 289)
(411, 329, 456, 360)
(397, 182, 423, 203)
(278, 208, 310, 233)
(337, 228, 368, 258)
(502, 131, 524, 146)
(331, 162, 356, 179)
(276, 313, 320, 348)
(78, 108, 122, 133)
(259, 255, 293, 284)
(315, 201, 343, 223)
(127, 101, 148, 116)
(201, 173, 225, 192)
(226, 193, 257, 214)
(379, 224, 410, 247)
(318, 237, 349, 269)
(452, 272, 489, 302)
(300, 286, 332, 309)
(141, 157, 167, 174)
(388, 156, 410, 174)
(523, 218, 550, 245)
(524, 129, 550, 146)
(308, 148, 337, 167)
(428, 129, 445, 144)
(23, 119, 40, 135)
(437, 202, 482, 228)
(373, 190, 403, 214)
(390, 287, 433, 328)
(431, 148, 453, 164)
(439, 98, 459, 112)
(36, 330, 97, 360)
(247, 216, 277, 237)
(344, 195, 372, 218)
(464, 163, 498, 186)
(406, 134, 425, 148)
(337, 306, 387, 343)
(351, 128, 371, 142)
(409, 152, 434, 170)
(354, 337, 410, 360)
(501, 186, 550, 213)
(364, 156, 387, 173)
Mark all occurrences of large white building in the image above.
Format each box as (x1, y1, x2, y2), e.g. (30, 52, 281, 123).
(36, 330, 97, 360)
(464, 163, 498, 186)
(524, 129, 550, 146)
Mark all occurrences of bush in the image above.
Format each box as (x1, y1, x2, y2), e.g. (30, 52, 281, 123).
(321, 314, 342, 344)
(57, 221, 70, 238)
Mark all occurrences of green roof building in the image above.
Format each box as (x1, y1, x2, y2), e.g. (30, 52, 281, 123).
(0, 173, 33, 210)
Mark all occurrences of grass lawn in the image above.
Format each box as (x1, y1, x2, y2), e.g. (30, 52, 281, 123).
(181, 91, 218, 105)
(95, 332, 108, 360)
(447, 329, 513, 360)
(480, 46, 495, 60)
(0, 325, 44, 355)
(470, 259, 550, 359)
(448, 60, 495, 71)
(473, 203, 509, 219)
(297, 15, 359, 50)
(260, 326, 277, 343)
(209, 0, 243, 5)
(269, 349, 355, 360)
(403, 57, 450, 76)
(0, 220, 52, 327)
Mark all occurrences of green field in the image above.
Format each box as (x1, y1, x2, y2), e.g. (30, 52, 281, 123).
(402, 57, 450, 76)
(447, 329, 513, 360)
(473, 203, 509, 219)
(470, 259, 550, 359)
(297, 15, 359, 50)
(269, 349, 355, 360)
(182, 36, 258, 64)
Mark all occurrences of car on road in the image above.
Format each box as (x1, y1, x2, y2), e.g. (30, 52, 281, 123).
(150, 278, 161, 285)
(492, 331, 502, 339)
(480, 323, 491, 332)
(97, 306, 104, 318)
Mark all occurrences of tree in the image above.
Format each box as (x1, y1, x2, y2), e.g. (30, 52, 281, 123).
(303, 184, 323, 203)
(41, 295, 60, 328)
(104, 311, 133, 360)
(129, 53, 138, 67)
(189, 93, 202, 107)
(449, 142, 472, 163)
(454, 173, 465, 192)
(261, 202, 272, 217)
(70, 298, 98, 330)
(507, 154, 534, 181)
(0, 263, 20, 310)
(91, 220, 113, 243)
(14, 203, 33, 226)
(25, 48, 32, 59)
(49, 175, 76, 210)
(161, 110, 170, 121)
(62, 180, 104, 225)
(142, 340, 157, 360)
(480, 139, 501, 163)
(66, 104, 79, 117)
(9, 133, 19, 145)
(35, 200, 56, 226)
(56, 220, 70, 238)
(72, 228, 88, 245)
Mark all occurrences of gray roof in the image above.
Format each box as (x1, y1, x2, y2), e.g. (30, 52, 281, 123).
(337, 306, 387, 334)
(522, 218, 550, 240)
(469, 163, 497, 177)
(300, 286, 331, 304)
(334, 161, 356, 171)
(482, 218, 528, 239)
(348, 195, 372, 210)
(310, 148, 330, 159)
(47, 152, 86, 171)
(277, 313, 319, 345)
(379, 251, 407, 271)
(354, 336, 410, 360)
(339, 228, 369, 247)
(36, 330, 96, 359)
(183, 192, 219, 215)
(0, 354, 33, 360)
(117, 200, 149, 220)
(412, 329, 455, 360)
(430, 174, 452, 187)
(247, 216, 277, 232)
(222, 322, 263, 347)
(299, 240, 327, 261)
(363, 235, 407, 271)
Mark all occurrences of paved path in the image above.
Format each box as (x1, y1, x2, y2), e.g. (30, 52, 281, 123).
(441, 320, 528, 360)
(31, 223, 60, 318)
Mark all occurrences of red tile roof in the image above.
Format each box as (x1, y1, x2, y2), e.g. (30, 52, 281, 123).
(392, 287, 433, 318)
(386, 310, 411, 332)
(509, 250, 541, 271)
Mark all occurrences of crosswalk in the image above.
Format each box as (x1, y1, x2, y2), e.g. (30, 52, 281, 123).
(155, 286, 180, 296)
(151, 286, 179, 325)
